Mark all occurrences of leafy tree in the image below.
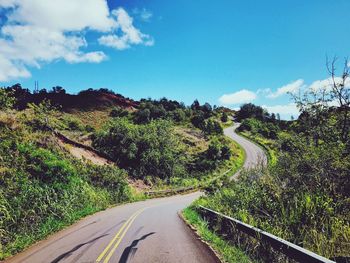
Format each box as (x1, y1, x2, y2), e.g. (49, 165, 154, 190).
(134, 108, 151, 124)
(221, 145, 232, 160)
(5, 83, 30, 109)
(221, 111, 228, 122)
(204, 119, 223, 135)
(191, 99, 200, 111)
(50, 86, 66, 94)
(236, 103, 268, 121)
(191, 112, 205, 129)
(0, 88, 15, 110)
(172, 108, 186, 122)
(110, 106, 128, 118)
(93, 119, 185, 180)
(276, 113, 281, 121)
(202, 102, 213, 118)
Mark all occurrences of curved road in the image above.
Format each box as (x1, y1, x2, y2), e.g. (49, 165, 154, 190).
(5, 124, 266, 263)
(225, 123, 267, 179)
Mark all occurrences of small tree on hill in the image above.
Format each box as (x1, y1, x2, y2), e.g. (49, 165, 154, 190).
(221, 111, 228, 122)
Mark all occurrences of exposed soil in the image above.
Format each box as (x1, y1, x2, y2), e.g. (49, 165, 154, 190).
(58, 138, 112, 165)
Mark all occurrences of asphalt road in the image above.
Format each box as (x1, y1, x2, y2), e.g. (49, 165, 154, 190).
(5, 123, 265, 263)
(224, 123, 267, 179)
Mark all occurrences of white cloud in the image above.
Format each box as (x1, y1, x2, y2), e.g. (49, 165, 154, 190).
(133, 8, 153, 22)
(0, 1, 153, 82)
(0, 54, 31, 81)
(262, 103, 299, 119)
(98, 8, 154, 50)
(267, 79, 304, 98)
(219, 89, 257, 105)
(309, 77, 350, 92)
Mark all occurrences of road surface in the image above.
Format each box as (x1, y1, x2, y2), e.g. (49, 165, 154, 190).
(5, 123, 266, 263)
(224, 123, 267, 179)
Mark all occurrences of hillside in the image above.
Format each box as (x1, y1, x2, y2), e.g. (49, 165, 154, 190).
(188, 100, 350, 261)
(0, 85, 244, 260)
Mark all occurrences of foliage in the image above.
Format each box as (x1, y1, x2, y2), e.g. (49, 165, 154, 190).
(93, 118, 186, 180)
(203, 119, 223, 135)
(0, 109, 131, 260)
(0, 88, 15, 111)
(238, 118, 279, 139)
(191, 138, 232, 172)
(182, 207, 253, 263)
(221, 111, 228, 123)
(196, 59, 350, 261)
(110, 106, 129, 118)
(236, 103, 269, 121)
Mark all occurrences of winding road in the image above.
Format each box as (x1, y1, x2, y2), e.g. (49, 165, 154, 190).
(225, 123, 267, 180)
(5, 124, 266, 263)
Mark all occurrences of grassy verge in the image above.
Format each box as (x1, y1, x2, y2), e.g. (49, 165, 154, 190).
(182, 207, 253, 263)
(146, 134, 246, 194)
(236, 130, 277, 165)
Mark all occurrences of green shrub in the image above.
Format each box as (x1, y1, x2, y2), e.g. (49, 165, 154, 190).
(0, 125, 131, 259)
(93, 119, 186, 180)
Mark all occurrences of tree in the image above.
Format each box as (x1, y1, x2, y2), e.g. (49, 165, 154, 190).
(191, 112, 205, 129)
(236, 103, 266, 121)
(191, 99, 200, 111)
(110, 106, 128, 118)
(221, 112, 228, 122)
(292, 57, 350, 146)
(0, 88, 15, 110)
(50, 86, 66, 94)
(276, 113, 281, 121)
(271, 113, 276, 122)
(202, 102, 213, 118)
(221, 145, 232, 160)
(134, 108, 151, 124)
(204, 120, 223, 135)
(172, 108, 186, 122)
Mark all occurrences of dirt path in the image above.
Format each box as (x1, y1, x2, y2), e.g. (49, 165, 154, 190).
(58, 138, 112, 165)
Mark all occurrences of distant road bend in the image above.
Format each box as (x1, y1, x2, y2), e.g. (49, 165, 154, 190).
(6, 124, 266, 263)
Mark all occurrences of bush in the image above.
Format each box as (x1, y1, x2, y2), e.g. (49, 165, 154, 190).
(0, 88, 15, 111)
(198, 128, 350, 260)
(191, 113, 205, 129)
(0, 127, 130, 259)
(238, 118, 279, 139)
(110, 106, 128, 118)
(93, 119, 186, 180)
(221, 112, 228, 123)
(204, 119, 223, 135)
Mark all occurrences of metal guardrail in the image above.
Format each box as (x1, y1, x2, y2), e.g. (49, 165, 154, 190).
(145, 186, 195, 196)
(198, 205, 336, 263)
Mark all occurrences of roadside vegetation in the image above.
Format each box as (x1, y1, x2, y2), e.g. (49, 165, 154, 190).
(187, 59, 350, 262)
(92, 98, 243, 189)
(182, 207, 253, 263)
(0, 85, 244, 259)
(0, 97, 132, 259)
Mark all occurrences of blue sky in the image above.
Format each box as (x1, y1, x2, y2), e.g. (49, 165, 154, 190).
(0, 0, 349, 118)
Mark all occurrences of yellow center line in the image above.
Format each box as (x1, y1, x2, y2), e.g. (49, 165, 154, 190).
(102, 209, 144, 263)
(96, 208, 145, 263)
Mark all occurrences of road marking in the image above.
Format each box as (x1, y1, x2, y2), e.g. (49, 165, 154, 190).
(102, 209, 144, 263)
(96, 208, 145, 263)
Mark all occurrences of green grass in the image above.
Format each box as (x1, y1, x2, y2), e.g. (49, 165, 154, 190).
(182, 207, 253, 263)
(237, 131, 277, 165)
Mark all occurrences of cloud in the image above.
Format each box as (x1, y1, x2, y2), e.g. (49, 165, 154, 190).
(219, 89, 257, 105)
(267, 79, 305, 98)
(98, 8, 154, 50)
(309, 77, 350, 92)
(133, 8, 153, 22)
(0, 1, 153, 82)
(262, 103, 299, 119)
